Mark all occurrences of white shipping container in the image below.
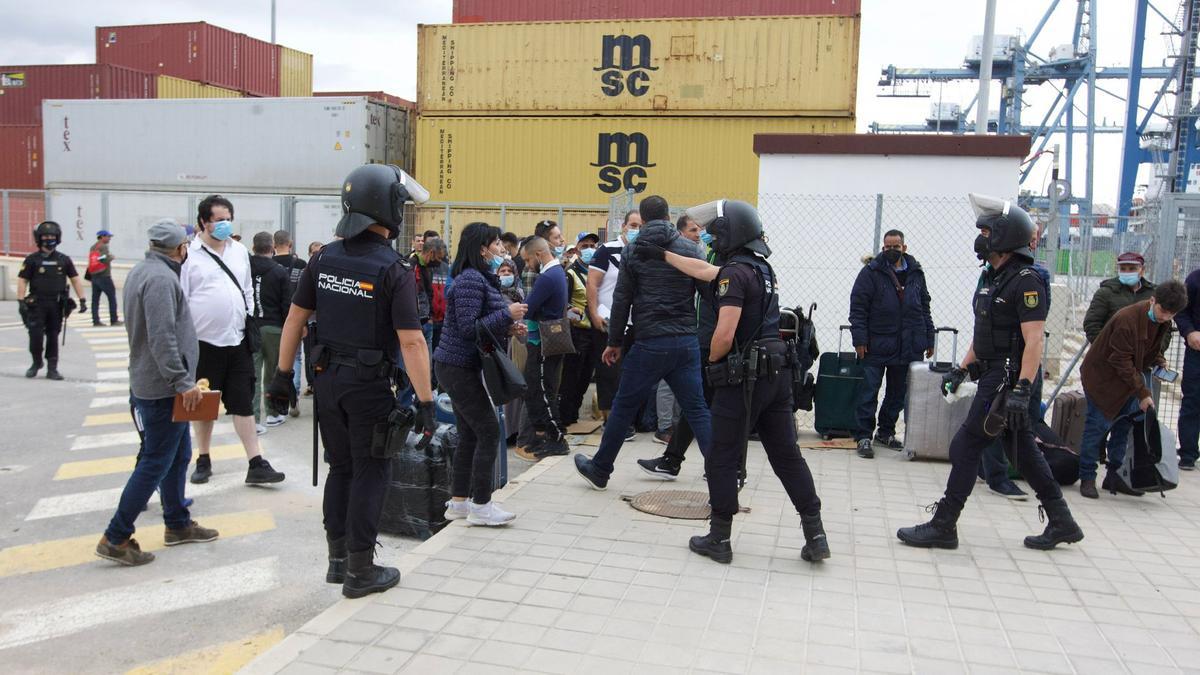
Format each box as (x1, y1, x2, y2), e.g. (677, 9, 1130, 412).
(42, 97, 413, 194)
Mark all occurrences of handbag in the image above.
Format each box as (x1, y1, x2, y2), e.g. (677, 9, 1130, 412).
(476, 320, 526, 406)
(200, 245, 262, 353)
(537, 317, 576, 357)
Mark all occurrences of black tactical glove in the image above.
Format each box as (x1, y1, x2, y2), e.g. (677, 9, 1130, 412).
(1005, 378, 1032, 430)
(78, 298, 86, 315)
(414, 400, 437, 450)
(631, 241, 667, 261)
(941, 367, 967, 397)
(266, 370, 296, 416)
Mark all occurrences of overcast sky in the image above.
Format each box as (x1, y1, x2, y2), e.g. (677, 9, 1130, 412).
(0, 0, 1182, 205)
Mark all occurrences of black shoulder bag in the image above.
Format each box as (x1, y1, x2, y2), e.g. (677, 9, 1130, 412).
(201, 246, 263, 354)
(475, 317, 526, 407)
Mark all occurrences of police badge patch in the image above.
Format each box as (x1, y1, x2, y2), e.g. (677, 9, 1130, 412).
(1023, 291, 1039, 308)
(718, 278, 730, 297)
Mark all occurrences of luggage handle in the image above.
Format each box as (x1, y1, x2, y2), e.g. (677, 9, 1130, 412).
(837, 324, 856, 361)
(930, 326, 959, 371)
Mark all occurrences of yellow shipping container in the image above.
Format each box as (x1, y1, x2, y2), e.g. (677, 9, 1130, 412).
(155, 75, 241, 99)
(417, 15, 859, 116)
(414, 207, 608, 241)
(279, 46, 314, 97)
(416, 115, 853, 205)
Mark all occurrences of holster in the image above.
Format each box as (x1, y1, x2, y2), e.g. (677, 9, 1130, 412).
(706, 352, 745, 388)
(371, 406, 416, 459)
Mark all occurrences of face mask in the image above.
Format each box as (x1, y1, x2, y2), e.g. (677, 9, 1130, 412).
(1118, 272, 1140, 287)
(625, 229, 640, 245)
(499, 275, 515, 288)
(553, 245, 566, 258)
(210, 220, 234, 241)
(883, 249, 903, 264)
(40, 238, 59, 250)
(579, 248, 596, 264)
(1148, 305, 1158, 323)
(699, 231, 714, 246)
(487, 254, 504, 273)
(974, 234, 991, 260)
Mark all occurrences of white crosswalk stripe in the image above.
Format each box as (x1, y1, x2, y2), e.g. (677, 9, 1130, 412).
(89, 396, 131, 409)
(95, 370, 130, 381)
(69, 423, 235, 451)
(0, 557, 279, 651)
(25, 471, 246, 520)
(83, 337, 128, 345)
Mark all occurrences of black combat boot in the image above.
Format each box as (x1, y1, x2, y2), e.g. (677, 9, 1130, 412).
(799, 513, 831, 562)
(896, 498, 961, 549)
(326, 536, 347, 584)
(45, 359, 63, 380)
(689, 515, 733, 564)
(25, 359, 42, 378)
(342, 548, 400, 599)
(1024, 498, 1084, 550)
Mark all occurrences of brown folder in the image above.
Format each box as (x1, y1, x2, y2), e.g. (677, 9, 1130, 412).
(172, 390, 222, 422)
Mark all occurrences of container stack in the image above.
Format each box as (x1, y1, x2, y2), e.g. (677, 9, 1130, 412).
(0, 21, 313, 190)
(414, 0, 862, 235)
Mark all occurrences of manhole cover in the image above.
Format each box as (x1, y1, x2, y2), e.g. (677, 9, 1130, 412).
(626, 490, 711, 520)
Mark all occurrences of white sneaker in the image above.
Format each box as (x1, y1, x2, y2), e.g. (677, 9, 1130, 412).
(256, 424, 268, 436)
(265, 414, 287, 427)
(467, 501, 516, 527)
(444, 500, 470, 521)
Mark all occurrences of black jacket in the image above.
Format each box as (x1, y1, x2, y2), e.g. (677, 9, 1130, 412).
(608, 220, 703, 347)
(848, 252, 934, 366)
(250, 256, 291, 327)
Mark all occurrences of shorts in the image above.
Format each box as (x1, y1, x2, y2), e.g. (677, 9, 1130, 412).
(197, 340, 255, 417)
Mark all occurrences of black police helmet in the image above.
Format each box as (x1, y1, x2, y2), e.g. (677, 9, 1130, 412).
(34, 220, 63, 246)
(335, 164, 430, 239)
(685, 199, 771, 258)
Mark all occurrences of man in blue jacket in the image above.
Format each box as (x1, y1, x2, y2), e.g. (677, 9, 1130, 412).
(848, 230, 934, 459)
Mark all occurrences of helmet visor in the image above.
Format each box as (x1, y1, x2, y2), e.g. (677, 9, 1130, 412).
(684, 200, 723, 227)
(398, 169, 430, 205)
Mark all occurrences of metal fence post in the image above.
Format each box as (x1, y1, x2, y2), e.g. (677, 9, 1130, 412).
(873, 193, 884, 252)
(100, 191, 110, 241)
(500, 204, 507, 232)
(1153, 194, 1178, 284)
(557, 206, 564, 227)
(443, 204, 451, 242)
(2, 190, 9, 255)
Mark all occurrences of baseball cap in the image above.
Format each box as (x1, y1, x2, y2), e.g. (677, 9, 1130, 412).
(148, 219, 188, 249)
(576, 231, 599, 244)
(1117, 252, 1145, 265)
(97, 229, 114, 237)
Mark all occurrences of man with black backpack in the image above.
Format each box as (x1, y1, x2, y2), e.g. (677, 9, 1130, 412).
(273, 230, 307, 416)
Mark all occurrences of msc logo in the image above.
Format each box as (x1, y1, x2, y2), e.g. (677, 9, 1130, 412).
(593, 34, 657, 97)
(591, 132, 655, 194)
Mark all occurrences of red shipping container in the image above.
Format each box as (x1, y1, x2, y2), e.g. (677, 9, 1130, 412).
(0, 65, 155, 125)
(0, 188, 45, 256)
(314, 91, 415, 109)
(0, 125, 42, 189)
(96, 22, 280, 97)
(453, 0, 860, 22)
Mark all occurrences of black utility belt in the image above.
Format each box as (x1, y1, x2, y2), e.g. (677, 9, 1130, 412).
(706, 344, 790, 388)
(315, 346, 395, 379)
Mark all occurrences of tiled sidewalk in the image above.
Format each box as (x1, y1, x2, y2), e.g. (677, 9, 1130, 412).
(245, 433, 1200, 674)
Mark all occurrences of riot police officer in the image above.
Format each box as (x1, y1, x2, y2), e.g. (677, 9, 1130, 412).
(267, 164, 437, 598)
(17, 221, 87, 380)
(634, 199, 829, 565)
(897, 194, 1084, 551)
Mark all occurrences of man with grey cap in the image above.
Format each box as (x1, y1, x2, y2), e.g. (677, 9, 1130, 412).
(96, 219, 218, 567)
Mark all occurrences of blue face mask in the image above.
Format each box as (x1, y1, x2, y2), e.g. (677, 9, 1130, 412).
(210, 220, 234, 241)
(488, 255, 504, 273)
(499, 274, 515, 288)
(625, 229, 640, 245)
(579, 247, 596, 264)
(1148, 305, 1158, 323)
(700, 231, 714, 246)
(1118, 272, 1140, 287)
(553, 245, 566, 258)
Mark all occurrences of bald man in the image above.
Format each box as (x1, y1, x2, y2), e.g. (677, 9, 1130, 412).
(518, 236, 571, 460)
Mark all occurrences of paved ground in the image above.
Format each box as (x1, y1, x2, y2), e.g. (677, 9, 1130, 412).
(0, 302, 533, 673)
(246, 416, 1200, 674)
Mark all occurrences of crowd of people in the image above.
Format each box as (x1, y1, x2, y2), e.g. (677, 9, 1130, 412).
(17, 162, 1191, 596)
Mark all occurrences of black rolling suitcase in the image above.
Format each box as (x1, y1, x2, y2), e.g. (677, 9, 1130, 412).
(813, 325, 865, 439)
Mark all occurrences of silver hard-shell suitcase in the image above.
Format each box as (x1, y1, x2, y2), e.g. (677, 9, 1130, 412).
(902, 327, 973, 461)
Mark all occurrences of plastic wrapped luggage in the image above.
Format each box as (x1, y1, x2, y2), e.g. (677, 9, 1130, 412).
(1050, 391, 1087, 454)
(379, 425, 454, 540)
(813, 325, 865, 439)
(902, 327, 973, 461)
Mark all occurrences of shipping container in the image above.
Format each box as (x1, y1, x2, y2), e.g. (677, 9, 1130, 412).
(453, 0, 861, 22)
(416, 115, 853, 204)
(156, 75, 241, 99)
(0, 189, 45, 255)
(43, 97, 414, 194)
(417, 15, 859, 116)
(0, 64, 156, 125)
(315, 91, 414, 109)
(414, 206, 608, 240)
(280, 47, 314, 97)
(96, 22, 282, 97)
(0, 125, 43, 189)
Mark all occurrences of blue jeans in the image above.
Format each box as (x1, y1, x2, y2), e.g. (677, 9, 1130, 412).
(1180, 347, 1200, 464)
(292, 352, 302, 394)
(855, 363, 908, 441)
(104, 396, 192, 543)
(590, 335, 711, 477)
(1079, 394, 1140, 480)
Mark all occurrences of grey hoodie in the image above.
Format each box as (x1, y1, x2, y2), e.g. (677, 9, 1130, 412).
(124, 251, 199, 399)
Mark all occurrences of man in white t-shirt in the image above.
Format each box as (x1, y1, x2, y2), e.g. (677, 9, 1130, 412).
(586, 209, 642, 430)
(182, 195, 285, 487)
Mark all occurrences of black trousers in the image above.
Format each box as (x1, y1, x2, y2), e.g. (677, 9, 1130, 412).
(437, 361, 501, 504)
(523, 341, 566, 441)
(944, 366, 1063, 510)
(664, 349, 713, 467)
(91, 275, 118, 323)
(707, 374, 821, 521)
(314, 363, 394, 553)
(27, 298, 62, 363)
(558, 326, 600, 425)
(594, 329, 623, 412)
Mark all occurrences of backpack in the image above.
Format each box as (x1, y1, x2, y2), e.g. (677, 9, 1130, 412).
(781, 303, 820, 411)
(1115, 408, 1179, 495)
(1033, 420, 1080, 486)
(86, 247, 106, 279)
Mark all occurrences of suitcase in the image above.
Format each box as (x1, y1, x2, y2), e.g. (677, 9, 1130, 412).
(813, 325, 865, 439)
(1050, 391, 1087, 455)
(494, 406, 509, 490)
(902, 327, 974, 461)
